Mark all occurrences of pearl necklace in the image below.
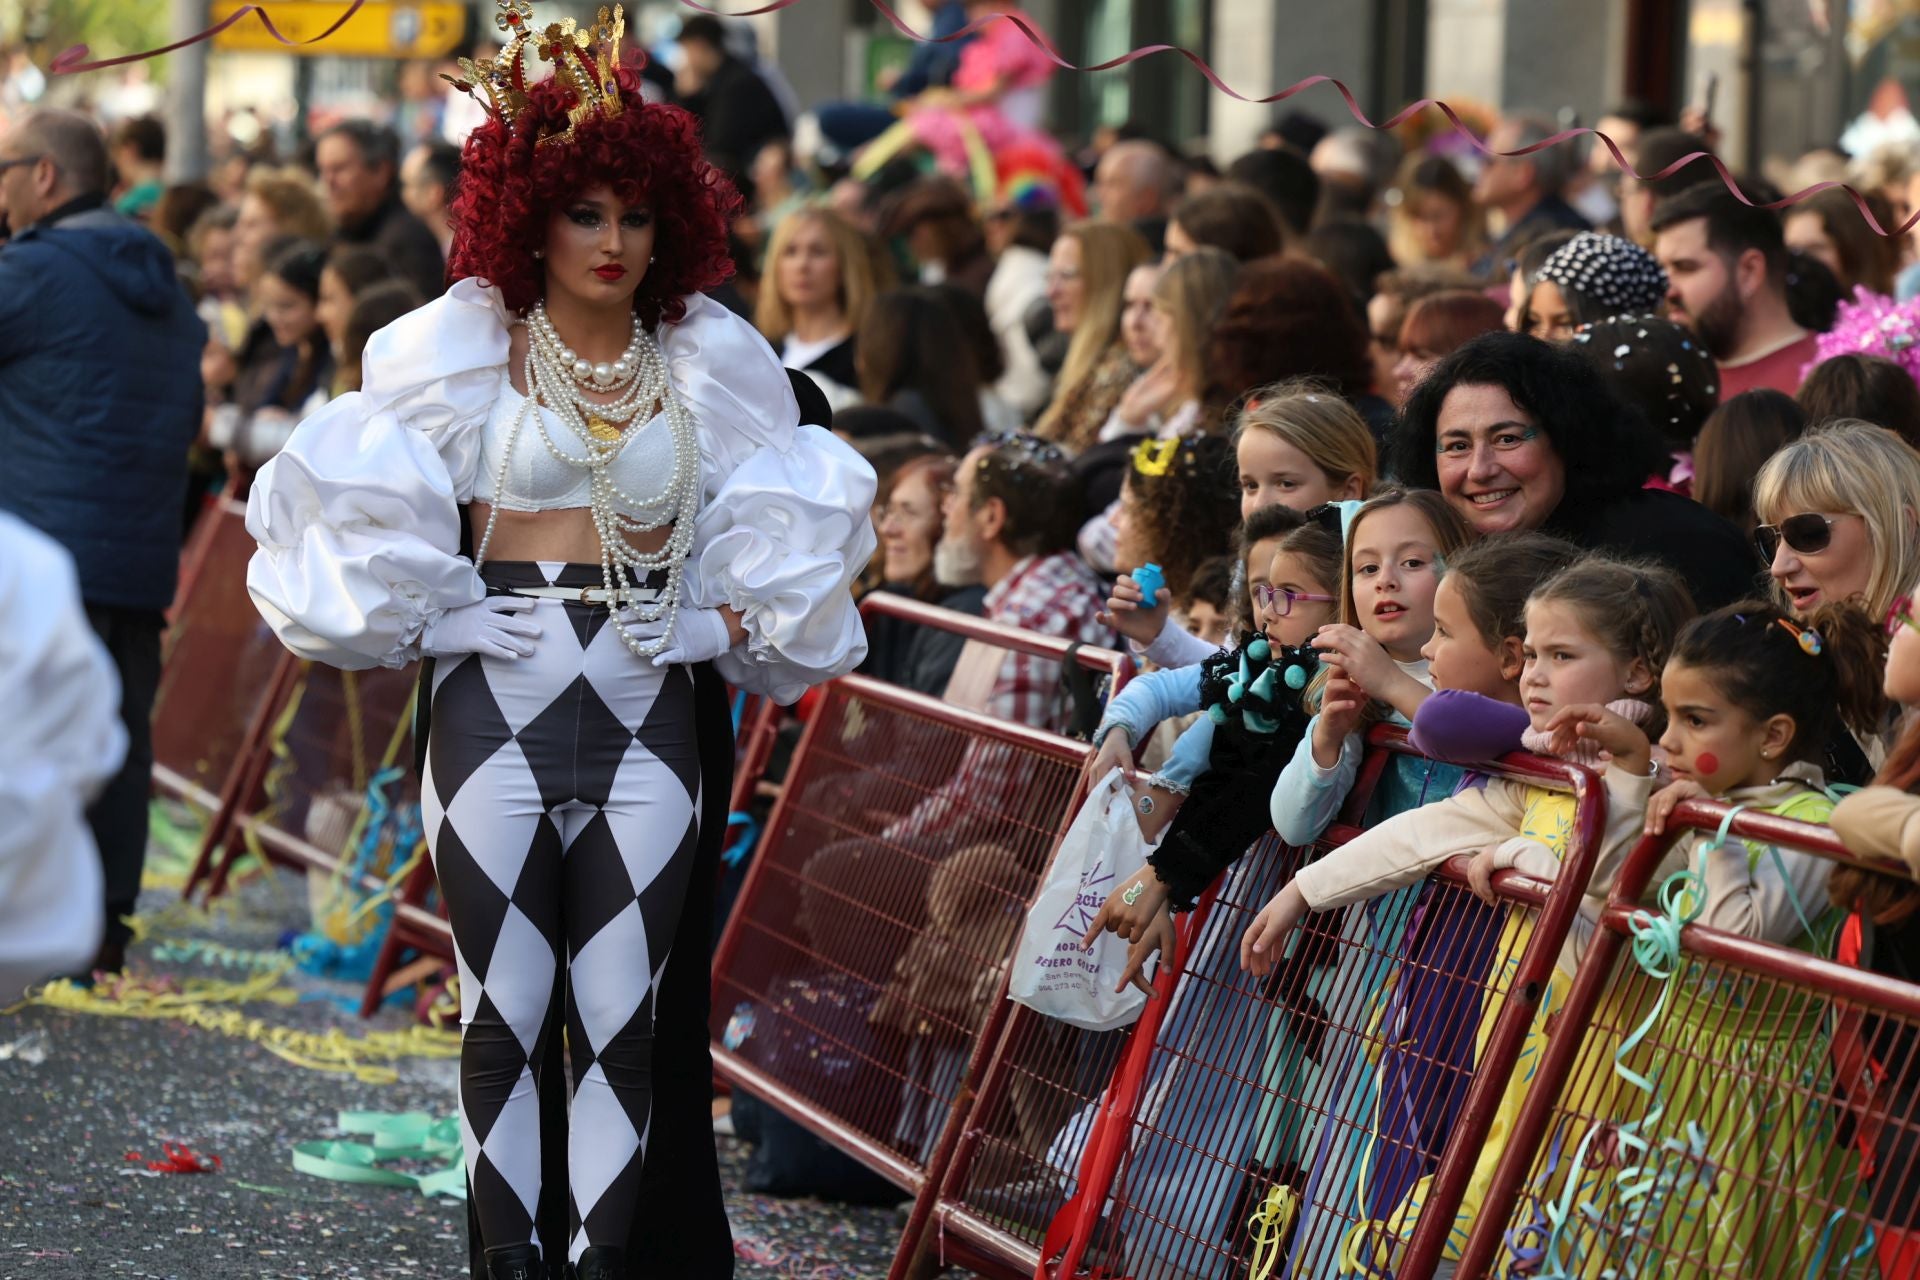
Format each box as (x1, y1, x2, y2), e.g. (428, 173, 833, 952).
(474, 308, 703, 659)
(528, 301, 648, 391)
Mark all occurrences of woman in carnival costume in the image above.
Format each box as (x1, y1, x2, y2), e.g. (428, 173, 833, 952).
(243, 5, 876, 1276)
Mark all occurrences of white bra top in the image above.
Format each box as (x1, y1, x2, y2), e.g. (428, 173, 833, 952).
(471, 381, 677, 512)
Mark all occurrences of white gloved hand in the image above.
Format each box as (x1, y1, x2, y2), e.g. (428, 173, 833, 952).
(649, 607, 735, 667)
(420, 597, 542, 660)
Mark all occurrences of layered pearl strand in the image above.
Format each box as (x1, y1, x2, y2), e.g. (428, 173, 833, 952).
(474, 302, 702, 659)
(527, 302, 648, 391)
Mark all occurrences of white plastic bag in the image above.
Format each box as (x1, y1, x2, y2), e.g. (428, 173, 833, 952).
(1007, 767, 1154, 1031)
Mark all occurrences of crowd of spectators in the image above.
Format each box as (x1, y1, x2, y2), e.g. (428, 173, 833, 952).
(18, 4, 1920, 1239)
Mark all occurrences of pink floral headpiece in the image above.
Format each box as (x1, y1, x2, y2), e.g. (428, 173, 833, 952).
(1808, 287, 1920, 384)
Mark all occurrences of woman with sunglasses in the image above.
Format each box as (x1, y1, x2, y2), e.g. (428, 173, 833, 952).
(1753, 419, 1920, 776)
(1391, 330, 1758, 609)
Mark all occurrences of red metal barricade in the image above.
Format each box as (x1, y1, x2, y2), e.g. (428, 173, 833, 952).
(708, 597, 1128, 1202)
(184, 657, 453, 999)
(729, 692, 787, 820)
(1458, 801, 1920, 1279)
(893, 732, 1612, 1280)
(151, 497, 292, 819)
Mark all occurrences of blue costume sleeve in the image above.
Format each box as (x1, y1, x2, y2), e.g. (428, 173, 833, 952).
(1270, 716, 1362, 845)
(1146, 715, 1215, 795)
(1095, 664, 1205, 747)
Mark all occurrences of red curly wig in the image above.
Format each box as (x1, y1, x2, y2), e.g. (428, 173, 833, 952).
(447, 64, 740, 328)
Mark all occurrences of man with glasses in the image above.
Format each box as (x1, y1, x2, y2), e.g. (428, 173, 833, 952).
(0, 108, 205, 978)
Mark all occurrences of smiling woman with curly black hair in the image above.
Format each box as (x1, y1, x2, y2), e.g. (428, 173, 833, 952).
(1111, 433, 1242, 601)
(1390, 329, 1755, 609)
(243, 12, 877, 1277)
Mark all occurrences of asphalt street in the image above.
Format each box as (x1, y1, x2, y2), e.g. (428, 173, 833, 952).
(0, 868, 902, 1280)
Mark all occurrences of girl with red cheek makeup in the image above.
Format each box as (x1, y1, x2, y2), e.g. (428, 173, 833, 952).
(1567, 599, 1889, 1276)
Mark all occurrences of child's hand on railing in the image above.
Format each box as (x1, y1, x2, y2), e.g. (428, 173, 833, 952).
(1099, 574, 1170, 648)
(1644, 777, 1708, 836)
(1241, 880, 1308, 977)
(1466, 846, 1502, 905)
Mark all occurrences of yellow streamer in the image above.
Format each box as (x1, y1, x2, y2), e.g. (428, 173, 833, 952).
(342, 668, 367, 794)
(425, 973, 461, 1031)
(14, 969, 459, 1086)
(339, 840, 426, 934)
(849, 118, 923, 181)
(127, 896, 242, 943)
(1249, 1184, 1300, 1280)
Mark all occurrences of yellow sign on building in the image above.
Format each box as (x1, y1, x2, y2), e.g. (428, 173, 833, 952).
(210, 1, 466, 58)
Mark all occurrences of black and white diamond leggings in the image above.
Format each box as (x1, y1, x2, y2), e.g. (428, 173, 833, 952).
(422, 562, 701, 1265)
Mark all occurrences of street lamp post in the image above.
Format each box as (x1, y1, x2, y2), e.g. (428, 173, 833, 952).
(165, 0, 210, 182)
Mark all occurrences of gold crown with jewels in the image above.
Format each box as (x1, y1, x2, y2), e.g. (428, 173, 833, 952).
(441, 0, 626, 149)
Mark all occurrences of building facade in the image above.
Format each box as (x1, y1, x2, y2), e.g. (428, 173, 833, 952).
(754, 0, 1880, 180)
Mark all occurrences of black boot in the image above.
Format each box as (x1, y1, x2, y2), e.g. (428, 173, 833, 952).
(571, 1245, 626, 1280)
(483, 1243, 542, 1280)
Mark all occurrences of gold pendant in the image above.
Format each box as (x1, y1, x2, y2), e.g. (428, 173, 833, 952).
(586, 414, 622, 442)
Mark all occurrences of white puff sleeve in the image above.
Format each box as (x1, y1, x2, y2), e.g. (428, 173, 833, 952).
(668, 293, 878, 704)
(245, 279, 509, 670)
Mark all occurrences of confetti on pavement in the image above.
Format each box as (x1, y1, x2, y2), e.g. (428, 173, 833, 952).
(0, 869, 907, 1278)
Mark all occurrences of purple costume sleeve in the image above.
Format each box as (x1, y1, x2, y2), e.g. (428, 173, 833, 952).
(1407, 689, 1529, 764)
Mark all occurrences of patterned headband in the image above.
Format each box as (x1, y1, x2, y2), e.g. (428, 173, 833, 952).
(973, 429, 1067, 469)
(1537, 232, 1668, 316)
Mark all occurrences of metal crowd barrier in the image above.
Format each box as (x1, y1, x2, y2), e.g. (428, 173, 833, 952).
(1459, 800, 1920, 1278)
(152, 497, 293, 836)
(190, 660, 422, 896)
(889, 733, 1609, 1280)
(707, 594, 1128, 1204)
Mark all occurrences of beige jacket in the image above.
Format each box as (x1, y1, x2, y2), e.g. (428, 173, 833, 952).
(1593, 761, 1836, 947)
(1830, 785, 1920, 882)
(1292, 766, 1650, 913)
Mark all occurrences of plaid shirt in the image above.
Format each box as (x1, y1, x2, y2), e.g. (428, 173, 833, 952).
(977, 553, 1115, 735)
(891, 553, 1113, 843)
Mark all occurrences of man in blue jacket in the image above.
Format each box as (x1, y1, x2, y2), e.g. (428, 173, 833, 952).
(0, 109, 205, 976)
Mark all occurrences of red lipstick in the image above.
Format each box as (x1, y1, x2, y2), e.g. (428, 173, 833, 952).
(593, 264, 627, 281)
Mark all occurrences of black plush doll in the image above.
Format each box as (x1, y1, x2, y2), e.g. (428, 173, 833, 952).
(1148, 633, 1319, 910)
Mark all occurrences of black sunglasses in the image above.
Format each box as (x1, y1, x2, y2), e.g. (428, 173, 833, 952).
(1754, 513, 1842, 565)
